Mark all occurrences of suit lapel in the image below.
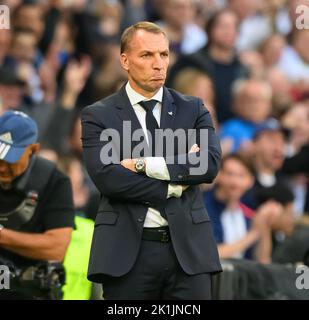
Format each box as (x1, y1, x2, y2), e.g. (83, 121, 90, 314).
(114, 85, 147, 156)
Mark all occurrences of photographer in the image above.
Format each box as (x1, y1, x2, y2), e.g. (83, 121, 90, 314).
(0, 111, 75, 300)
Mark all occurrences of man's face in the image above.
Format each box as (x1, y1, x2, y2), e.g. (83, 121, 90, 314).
(216, 158, 253, 201)
(164, 0, 194, 29)
(14, 5, 44, 41)
(254, 131, 285, 171)
(120, 30, 169, 97)
(211, 11, 238, 50)
(0, 144, 39, 185)
(235, 83, 271, 123)
(11, 32, 37, 63)
(0, 84, 23, 111)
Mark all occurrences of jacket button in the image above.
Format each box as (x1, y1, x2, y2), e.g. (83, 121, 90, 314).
(137, 216, 144, 223)
(144, 201, 151, 206)
(177, 174, 183, 180)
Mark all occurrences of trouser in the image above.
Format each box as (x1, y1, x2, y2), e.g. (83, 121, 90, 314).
(101, 237, 212, 300)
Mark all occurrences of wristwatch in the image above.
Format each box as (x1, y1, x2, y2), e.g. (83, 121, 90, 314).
(135, 158, 146, 174)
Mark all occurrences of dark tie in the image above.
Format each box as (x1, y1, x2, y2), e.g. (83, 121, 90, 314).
(139, 100, 159, 157)
(139, 99, 167, 220)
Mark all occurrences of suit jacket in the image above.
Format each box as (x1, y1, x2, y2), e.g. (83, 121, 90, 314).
(81, 85, 222, 283)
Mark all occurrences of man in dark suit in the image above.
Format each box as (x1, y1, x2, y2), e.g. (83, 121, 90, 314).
(81, 21, 222, 300)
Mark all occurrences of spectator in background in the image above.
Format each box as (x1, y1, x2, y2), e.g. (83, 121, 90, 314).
(204, 153, 280, 263)
(92, 38, 127, 101)
(0, 64, 53, 144)
(266, 67, 293, 119)
(282, 143, 309, 215)
(12, 1, 45, 43)
(220, 79, 272, 154)
(8, 29, 39, 66)
(260, 34, 286, 68)
(6, 28, 44, 104)
(247, 119, 293, 207)
(243, 119, 296, 250)
(277, 29, 309, 88)
(45, 15, 76, 69)
(172, 68, 218, 129)
(95, 0, 123, 39)
(58, 154, 99, 221)
(1, 46, 91, 147)
(168, 8, 249, 123)
(281, 103, 309, 216)
(0, 66, 25, 115)
(228, 0, 273, 52)
(282, 103, 309, 158)
(157, 0, 207, 62)
(42, 56, 91, 154)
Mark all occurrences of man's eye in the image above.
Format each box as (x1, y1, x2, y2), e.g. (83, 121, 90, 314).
(142, 53, 150, 58)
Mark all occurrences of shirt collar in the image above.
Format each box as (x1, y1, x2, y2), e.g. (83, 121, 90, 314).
(125, 81, 163, 106)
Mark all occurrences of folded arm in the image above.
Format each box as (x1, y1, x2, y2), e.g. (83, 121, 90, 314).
(81, 107, 170, 206)
(165, 100, 221, 185)
(121, 99, 221, 186)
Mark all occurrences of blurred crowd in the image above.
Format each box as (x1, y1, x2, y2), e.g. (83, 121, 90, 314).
(0, 0, 309, 266)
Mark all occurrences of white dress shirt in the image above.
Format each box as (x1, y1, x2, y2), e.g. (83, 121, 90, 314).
(221, 207, 248, 259)
(125, 82, 182, 227)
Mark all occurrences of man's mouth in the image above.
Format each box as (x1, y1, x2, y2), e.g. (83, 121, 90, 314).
(152, 78, 164, 81)
(152, 75, 165, 80)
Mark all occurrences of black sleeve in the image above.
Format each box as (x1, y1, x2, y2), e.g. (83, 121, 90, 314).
(39, 170, 75, 231)
(282, 145, 309, 175)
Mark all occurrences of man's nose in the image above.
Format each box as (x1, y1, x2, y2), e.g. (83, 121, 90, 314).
(152, 55, 164, 70)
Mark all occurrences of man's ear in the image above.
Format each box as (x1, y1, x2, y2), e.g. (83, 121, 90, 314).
(120, 53, 129, 71)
